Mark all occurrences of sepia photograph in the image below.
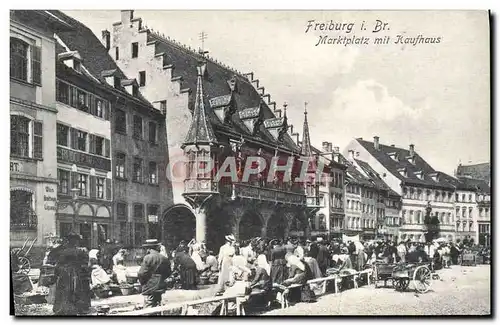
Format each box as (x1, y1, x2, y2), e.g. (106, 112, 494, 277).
(9, 9, 491, 316)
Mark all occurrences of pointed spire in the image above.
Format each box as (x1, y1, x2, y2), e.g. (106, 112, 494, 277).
(301, 102, 312, 156)
(182, 63, 217, 147)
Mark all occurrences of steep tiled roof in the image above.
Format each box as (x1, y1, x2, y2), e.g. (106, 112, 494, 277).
(355, 159, 400, 197)
(457, 177, 490, 194)
(146, 32, 300, 152)
(337, 154, 373, 187)
(183, 65, 217, 146)
(49, 10, 153, 109)
(356, 139, 455, 189)
(456, 162, 490, 183)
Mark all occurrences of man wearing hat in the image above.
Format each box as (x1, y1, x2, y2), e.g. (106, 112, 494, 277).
(138, 239, 171, 308)
(215, 235, 236, 295)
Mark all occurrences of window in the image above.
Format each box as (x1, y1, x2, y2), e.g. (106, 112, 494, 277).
(160, 100, 167, 115)
(115, 47, 119, 60)
(133, 115, 143, 139)
(134, 203, 144, 220)
(149, 161, 158, 184)
(10, 190, 36, 230)
(135, 222, 145, 246)
(57, 123, 69, 146)
(10, 115, 30, 158)
(117, 203, 127, 220)
(147, 205, 158, 221)
(148, 121, 157, 145)
(133, 157, 143, 182)
(468, 194, 472, 202)
(10, 38, 40, 84)
(455, 193, 459, 202)
(115, 109, 127, 134)
(115, 153, 126, 179)
(96, 99, 104, 118)
(77, 130, 87, 151)
(90, 135, 104, 156)
(132, 85, 139, 97)
(77, 89, 88, 112)
(139, 71, 146, 87)
(462, 194, 466, 202)
(56, 81, 70, 104)
(114, 76, 121, 89)
(57, 169, 69, 194)
(132, 42, 139, 58)
(78, 174, 88, 196)
(96, 177, 105, 199)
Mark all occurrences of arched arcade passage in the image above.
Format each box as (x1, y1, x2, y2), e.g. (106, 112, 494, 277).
(238, 211, 263, 242)
(266, 213, 287, 240)
(162, 205, 196, 251)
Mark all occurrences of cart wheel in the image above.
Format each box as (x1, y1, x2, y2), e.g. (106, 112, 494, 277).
(413, 265, 432, 294)
(18, 256, 30, 274)
(394, 278, 409, 291)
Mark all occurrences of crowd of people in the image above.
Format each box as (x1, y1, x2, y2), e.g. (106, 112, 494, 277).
(10, 231, 490, 315)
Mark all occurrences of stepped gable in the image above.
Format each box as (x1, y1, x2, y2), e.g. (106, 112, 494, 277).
(146, 32, 300, 152)
(49, 10, 153, 108)
(355, 159, 400, 197)
(356, 139, 454, 189)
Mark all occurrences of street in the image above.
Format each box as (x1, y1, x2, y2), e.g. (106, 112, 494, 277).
(263, 265, 491, 316)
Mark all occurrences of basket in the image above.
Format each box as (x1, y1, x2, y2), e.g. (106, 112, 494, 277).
(120, 284, 134, 296)
(14, 293, 47, 305)
(126, 275, 138, 284)
(133, 283, 142, 294)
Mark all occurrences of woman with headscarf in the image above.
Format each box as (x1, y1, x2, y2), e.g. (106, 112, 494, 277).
(191, 243, 208, 272)
(231, 245, 252, 281)
(53, 232, 91, 315)
(303, 248, 322, 279)
(282, 254, 316, 303)
(112, 248, 128, 284)
(174, 245, 198, 290)
(215, 235, 236, 296)
(269, 239, 287, 285)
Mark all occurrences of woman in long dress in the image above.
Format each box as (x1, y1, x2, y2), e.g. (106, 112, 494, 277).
(174, 246, 198, 290)
(270, 239, 287, 285)
(215, 235, 236, 295)
(53, 233, 91, 315)
(282, 255, 316, 303)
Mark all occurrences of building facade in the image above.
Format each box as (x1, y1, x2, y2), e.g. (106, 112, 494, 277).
(10, 11, 72, 249)
(345, 137, 456, 242)
(51, 10, 173, 247)
(107, 10, 318, 250)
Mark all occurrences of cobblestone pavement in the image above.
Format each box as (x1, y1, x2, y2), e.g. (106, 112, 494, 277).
(263, 265, 491, 316)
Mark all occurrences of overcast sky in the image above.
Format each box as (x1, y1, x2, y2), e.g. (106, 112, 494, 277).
(64, 10, 490, 175)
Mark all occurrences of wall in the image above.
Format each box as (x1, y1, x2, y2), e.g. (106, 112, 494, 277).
(110, 11, 190, 210)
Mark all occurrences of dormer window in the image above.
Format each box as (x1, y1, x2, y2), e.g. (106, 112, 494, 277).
(407, 156, 416, 165)
(388, 152, 399, 161)
(414, 170, 424, 180)
(74, 60, 81, 73)
(132, 85, 138, 97)
(114, 77, 120, 89)
(398, 167, 407, 177)
(429, 172, 440, 182)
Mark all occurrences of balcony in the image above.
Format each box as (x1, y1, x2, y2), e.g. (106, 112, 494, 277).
(231, 182, 306, 206)
(57, 146, 111, 171)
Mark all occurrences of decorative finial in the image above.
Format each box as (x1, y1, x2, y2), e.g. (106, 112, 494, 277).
(304, 101, 308, 115)
(283, 102, 288, 117)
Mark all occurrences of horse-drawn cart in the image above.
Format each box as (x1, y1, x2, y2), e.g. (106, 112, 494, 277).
(372, 262, 434, 294)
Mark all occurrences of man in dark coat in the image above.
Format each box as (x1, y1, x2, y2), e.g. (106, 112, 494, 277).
(174, 245, 198, 290)
(138, 239, 172, 308)
(316, 238, 330, 276)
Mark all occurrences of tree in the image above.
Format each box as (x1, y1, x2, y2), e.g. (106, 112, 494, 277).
(423, 201, 440, 243)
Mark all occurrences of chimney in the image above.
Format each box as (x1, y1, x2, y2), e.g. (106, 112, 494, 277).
(409, 144, 415, 157)
(391, 144, 395, 147)
(322, 141, 330, 152)
(121, 10, 134, 23)
(374, 136, 380, 150)
(348, 149, 355, 162)
(327, 142, 333, 153)
(102, 30, 110, 50)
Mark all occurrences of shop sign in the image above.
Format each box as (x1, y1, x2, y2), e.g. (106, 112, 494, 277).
(44, 186, 57, 211)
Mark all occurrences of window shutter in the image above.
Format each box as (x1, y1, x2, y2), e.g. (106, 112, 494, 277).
(106, 178, 111, 200)
(104, 139, 110, 158)
(89, 94, 95, 115)
(90, 175, 96, 198)
(71, 171, 78, 190)
(103, 101, 110, 120)
(31, 45, 41, 85)
(88, 134, 94, 154)
(33, 121, 43, 159)
(70, 128, 77, 149)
